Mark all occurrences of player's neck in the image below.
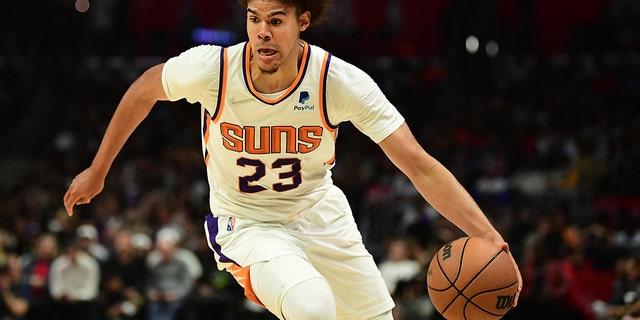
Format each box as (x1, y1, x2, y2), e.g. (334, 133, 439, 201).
(250, 43, 303, 94)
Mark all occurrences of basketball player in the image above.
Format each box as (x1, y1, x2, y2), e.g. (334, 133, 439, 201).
(63, 0, 522, 318)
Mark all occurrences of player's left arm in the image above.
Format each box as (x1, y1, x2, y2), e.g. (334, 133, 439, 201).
(63, 64, 168, 216)
(378, 121, 523, 306)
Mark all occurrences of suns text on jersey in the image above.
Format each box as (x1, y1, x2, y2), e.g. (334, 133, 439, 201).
(220, 122, 323, 154)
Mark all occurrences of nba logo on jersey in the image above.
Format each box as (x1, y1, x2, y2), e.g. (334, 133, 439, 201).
(299, 91, 310, 104)
(227, 217, 236, 231)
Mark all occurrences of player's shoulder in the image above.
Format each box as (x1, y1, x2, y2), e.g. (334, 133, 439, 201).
(167, 42, 247, 75)
(164, 44, 236, 91)
(308, 43, 347, 67)
(311, 46, 372, 87)
(308, 44, 367, 78)
(176, 44, 225, 62)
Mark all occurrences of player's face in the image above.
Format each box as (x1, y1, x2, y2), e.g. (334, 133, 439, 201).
(246, 0, 310, 74)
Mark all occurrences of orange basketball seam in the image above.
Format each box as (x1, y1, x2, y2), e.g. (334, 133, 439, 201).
(458, 249, 504, 294)
(460, 250, 512, 319)
(435, 237, 471, 314)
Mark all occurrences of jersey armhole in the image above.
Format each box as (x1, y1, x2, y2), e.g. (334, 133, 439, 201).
(211, 47, 228, 123)
(320, 52, 339, 132)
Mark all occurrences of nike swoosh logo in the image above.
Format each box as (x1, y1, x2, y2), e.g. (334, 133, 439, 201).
(228, 98, 253, 106)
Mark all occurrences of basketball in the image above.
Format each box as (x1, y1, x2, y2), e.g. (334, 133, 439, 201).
(426, 237, 518, 320)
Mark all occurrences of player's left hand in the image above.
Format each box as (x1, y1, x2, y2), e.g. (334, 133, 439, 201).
(63, 167, 105, 216)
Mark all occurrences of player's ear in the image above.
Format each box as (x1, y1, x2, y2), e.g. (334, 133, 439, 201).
(299, 11, 311, 31)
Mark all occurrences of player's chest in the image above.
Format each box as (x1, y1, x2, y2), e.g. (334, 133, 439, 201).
(221, 88, 322, 124)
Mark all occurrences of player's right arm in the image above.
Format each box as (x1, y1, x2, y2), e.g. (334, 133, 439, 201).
(63, 63, 168, 216)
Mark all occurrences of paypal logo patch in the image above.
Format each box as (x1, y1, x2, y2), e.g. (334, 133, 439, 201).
(299, 91, 310, 104)
(294, 91, 314, 111)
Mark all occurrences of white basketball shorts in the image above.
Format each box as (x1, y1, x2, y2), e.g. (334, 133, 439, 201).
(204, 185, 395, 319)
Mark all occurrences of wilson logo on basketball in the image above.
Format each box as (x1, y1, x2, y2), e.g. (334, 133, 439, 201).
(495, 294, 515, 310)
(442, 242, 453, 261)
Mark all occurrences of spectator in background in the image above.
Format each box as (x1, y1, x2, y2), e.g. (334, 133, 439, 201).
(131, 232, 153, 257)
(391, 273, 434, 320)
(0, 253, 29, 320)
(552, 248, 598, 320)
(145, 228, 193, 320)
(378, 238, 421, 296)
(538, 218, 597, 320)
(101, 229, 147, 320)
(146, 227, 202, 286)
(76, 224, 110, 263)
(183, 232, 243, 320)
(595, 255, 640, 320)
(20, 233, 58, 320)
(515, 212, 595, 320)
(0, 230, 15, 271)
(612, 209, 640, 253)
(48, 238, 101, 320)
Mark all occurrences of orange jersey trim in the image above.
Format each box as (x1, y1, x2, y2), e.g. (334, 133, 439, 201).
(319, 51, 337, 165)
(202, 110, 212, 165)
(203, 114, 212, 144)
(243, 41, 310, 105)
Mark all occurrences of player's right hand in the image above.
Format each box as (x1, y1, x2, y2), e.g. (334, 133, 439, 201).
(63, 167, 105, 216)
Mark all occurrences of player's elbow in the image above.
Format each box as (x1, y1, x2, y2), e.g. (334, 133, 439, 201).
(132, 64, 169, 102)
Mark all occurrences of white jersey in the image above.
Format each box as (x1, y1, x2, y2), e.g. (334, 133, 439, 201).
(162, 41, 404, 221)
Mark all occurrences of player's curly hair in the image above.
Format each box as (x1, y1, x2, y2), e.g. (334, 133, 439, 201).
(236, 0, 335, 25)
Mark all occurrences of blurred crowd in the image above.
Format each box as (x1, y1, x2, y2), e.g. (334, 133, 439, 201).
(1, 0, 640, 319)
